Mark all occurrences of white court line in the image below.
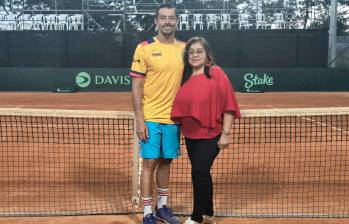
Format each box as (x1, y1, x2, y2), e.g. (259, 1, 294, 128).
(1, 104, 76, 108)
(267, 105, 348, 135)
(301, 116, 348, 135)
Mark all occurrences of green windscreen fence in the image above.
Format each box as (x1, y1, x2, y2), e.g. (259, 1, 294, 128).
(0, 30, 328, 68)
(66, 32, 124, 67)
(0, 33, 9, 66)
(9, 32, 66, 67)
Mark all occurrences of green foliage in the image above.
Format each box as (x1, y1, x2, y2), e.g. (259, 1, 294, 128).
(297, 0, 349, 32)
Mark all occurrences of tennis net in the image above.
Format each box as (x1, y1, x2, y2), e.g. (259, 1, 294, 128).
(0, 107, 348, 217)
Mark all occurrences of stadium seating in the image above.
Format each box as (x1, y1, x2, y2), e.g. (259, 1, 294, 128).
(44, 14, 58, 30)
(57, 14, 69, 30)
(17, 14, 33, 30)
(32, 14, 45, 30)
(0, 13, 8, 30)
(179, 14, 189, 30)
(69, 14, 84, 30)
(4, 13, 18, 30)
(0, 13, 85, 31)
(206, 14, 217, 30)
(192, 13, 203, 30)
(220, 13, 231, 30)
(238, 13, 253, 30)
(273, 12, 286, 29)
(256, 13, 267, 29)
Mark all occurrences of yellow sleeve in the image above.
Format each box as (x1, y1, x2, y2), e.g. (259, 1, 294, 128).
(130, 44, 147, 78)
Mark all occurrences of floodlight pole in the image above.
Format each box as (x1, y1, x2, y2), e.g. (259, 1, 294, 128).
(328, 0, 337, 67)
(123, 0, 127, 32)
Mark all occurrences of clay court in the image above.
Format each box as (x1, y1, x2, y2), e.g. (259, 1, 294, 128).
(1, 92, 349, 110)
(0, 91, 349, 224)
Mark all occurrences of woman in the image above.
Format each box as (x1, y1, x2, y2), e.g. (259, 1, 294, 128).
(171, 37, 241, 224)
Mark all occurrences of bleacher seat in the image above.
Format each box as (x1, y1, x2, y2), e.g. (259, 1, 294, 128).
(69, 14, 84, 30)
(179, 14, 189, 30)
(192, 14, 203, 30)
(0, 13, 7, 30)
(206, 14, 217, 30)
(273, 12, 286, 29)
(256, 13, 267, 29)
(44, 14, 57, 30)
(238, 13, 253, 30)
(5, 13, 18, 30)
(57, 14, 69, 30)
(220, 13, 231, 30)
(17, 14, 33, 30)
(32, 14, 44, 30)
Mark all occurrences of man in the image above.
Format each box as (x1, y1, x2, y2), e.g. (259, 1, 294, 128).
(129, 3, 185, 224)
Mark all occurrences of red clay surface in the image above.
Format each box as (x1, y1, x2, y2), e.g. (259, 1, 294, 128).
(0, 92, 348, 110)
(0, 91, 349, 224)
(1, 215, 349, 224)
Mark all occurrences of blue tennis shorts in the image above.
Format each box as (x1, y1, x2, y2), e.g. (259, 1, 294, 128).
(140, 121, 181, 159)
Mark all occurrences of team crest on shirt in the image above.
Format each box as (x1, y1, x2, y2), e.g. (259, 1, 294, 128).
(152, 51, 162, 56)
(133, 58, 141, 63)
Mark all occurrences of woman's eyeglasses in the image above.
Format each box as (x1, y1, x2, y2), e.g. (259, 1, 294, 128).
(188, 49, 205, 56)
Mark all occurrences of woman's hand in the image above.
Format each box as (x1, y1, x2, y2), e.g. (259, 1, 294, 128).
(218, 133, 229, 150)
(219, 112, 234, 150)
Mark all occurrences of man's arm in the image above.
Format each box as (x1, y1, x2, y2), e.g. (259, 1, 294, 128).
(132, 77, 148, 140)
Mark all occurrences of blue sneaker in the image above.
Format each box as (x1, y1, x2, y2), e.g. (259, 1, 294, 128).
(155, 206, 180, 224)
(142, 213, 157, 224)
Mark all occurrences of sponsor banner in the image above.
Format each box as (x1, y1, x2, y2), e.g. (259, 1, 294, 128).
(0, 68, 132, 92)
(242, 72, 274, 92)
(0, 67, 348, 92)
(71, 69, 131, 91)
(225, 68, 349, 92)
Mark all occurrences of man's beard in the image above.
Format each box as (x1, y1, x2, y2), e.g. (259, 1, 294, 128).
(160, 26, 175, 37)
(161, 30, 174, 37)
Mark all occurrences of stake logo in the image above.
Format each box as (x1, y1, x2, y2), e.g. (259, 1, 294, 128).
(76, 72, 91, 88)
(244, 73, 274, 91)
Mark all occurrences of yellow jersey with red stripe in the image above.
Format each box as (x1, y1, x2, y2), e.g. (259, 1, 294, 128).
(130, 37, 185, 124)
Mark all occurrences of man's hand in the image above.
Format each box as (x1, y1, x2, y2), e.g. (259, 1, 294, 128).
(136, 120, 148, 141)
(132, 77, 147, 140)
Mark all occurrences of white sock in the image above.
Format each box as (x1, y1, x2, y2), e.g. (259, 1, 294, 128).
(157, 187, 168, 208)
(143, 197, 152, 216)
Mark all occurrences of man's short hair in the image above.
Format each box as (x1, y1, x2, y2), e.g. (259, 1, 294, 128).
(155, 3, 178, 19)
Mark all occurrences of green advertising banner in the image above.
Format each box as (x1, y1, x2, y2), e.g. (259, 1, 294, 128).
(55, 68, 131, 92)
(0, 67, 348, 92)
(225, 68, 349, 92)
(0, 68, 131, 92)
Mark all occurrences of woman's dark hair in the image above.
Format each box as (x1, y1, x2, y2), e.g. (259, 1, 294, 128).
(181, 37, 216, 85)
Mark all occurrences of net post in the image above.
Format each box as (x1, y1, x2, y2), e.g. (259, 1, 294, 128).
(131, 116, 140, 213)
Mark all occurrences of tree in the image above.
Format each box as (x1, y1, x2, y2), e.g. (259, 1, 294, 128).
(298, 0, 349, 32)
(0, 0, 6, 12)
(0, 0, 84, 16)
